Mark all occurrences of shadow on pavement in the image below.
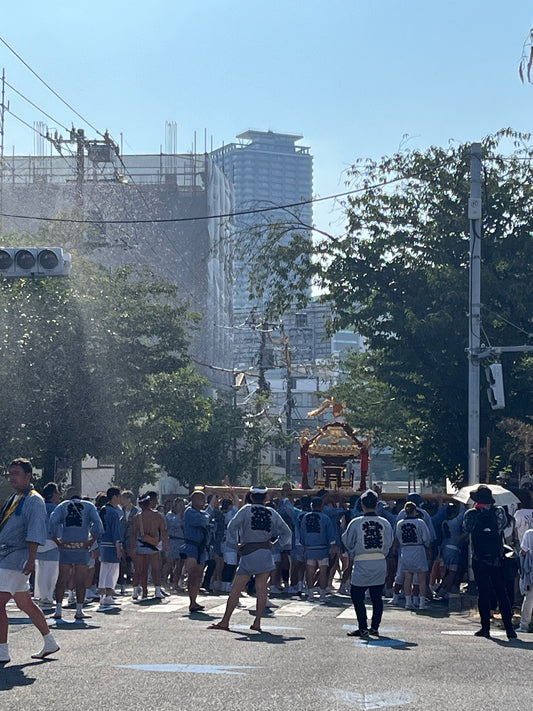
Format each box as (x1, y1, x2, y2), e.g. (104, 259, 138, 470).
(0, 661, 42, 690)
(235, 631, 305, 644)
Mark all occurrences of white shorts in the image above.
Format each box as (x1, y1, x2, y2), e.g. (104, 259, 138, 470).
(0, 568, 30, 595)
(98, 562, 120, 590)
(306, 558, 329, 568)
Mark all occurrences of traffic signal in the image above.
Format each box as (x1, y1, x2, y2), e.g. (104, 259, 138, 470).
(0, 248, 72, 277)
(485, 363, 505, 410)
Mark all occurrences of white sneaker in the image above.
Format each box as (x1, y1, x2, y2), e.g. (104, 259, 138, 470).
(31, 635, 59, 659)
(102, 596, 120, 606)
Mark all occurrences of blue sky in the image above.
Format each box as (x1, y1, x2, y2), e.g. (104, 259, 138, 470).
(1, 1, 532, 233)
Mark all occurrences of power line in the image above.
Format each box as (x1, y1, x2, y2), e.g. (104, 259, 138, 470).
(0, 36, 193, 261)
(0, 176, 412, 225)
(0, 34, 104, 137)
(4, 78, 70, 133)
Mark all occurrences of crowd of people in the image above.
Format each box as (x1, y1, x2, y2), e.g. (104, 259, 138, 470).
(1, 457, 533, 663)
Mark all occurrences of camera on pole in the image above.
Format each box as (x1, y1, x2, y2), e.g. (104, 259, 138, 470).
(0, 248, 72, 278)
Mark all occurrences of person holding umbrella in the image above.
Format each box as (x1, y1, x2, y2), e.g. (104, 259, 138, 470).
(462, 484, 516, 639)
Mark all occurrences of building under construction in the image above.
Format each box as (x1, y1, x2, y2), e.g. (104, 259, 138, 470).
(0, 138, 234, 389)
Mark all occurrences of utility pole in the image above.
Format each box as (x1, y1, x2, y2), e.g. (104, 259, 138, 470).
(252, 320, 271, 486)
(280, 322, 293, 480)
(74, 128, 85, 206)
(467, 143, 482, 485)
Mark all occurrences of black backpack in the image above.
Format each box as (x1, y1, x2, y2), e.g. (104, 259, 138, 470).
(471, 507, 503, 562)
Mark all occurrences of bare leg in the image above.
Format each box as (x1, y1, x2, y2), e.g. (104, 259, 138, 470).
(74, 565, 89, 603)
(305, 563, 316, 591)
(150, 553, 162, 588)
(186, 558, 203, 608)
(217, 574, 251, 629)
(55, 563, 71, 603)
(318, 564, 329, 591)
(0, 592, 11, 643)
(13, 591, 50, 636)
(137, 556, 150, 597)
(251, 572, 270, 630)
(404, 572, 414, 596)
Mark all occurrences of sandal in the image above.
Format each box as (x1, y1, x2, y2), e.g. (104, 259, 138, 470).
(189, 604, 205, 613)
(207, 623, 230, 631)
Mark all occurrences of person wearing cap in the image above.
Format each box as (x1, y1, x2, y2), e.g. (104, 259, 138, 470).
(50, 487, 104, 621)
(463, 484, 516, 639)
(208, 486, 292, 632)
(342, 490, 393, 638)
(0, 458, 59, 663)
(299, 497, 337, 603)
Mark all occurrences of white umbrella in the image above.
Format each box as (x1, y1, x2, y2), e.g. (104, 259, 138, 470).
(452, 483, 519, 508)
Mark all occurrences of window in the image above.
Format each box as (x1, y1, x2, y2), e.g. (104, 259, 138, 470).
(295, 312, 308, 328)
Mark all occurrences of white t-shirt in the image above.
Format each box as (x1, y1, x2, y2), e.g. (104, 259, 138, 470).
(521, 527, 533, 553)
(515, 509, 533, 544)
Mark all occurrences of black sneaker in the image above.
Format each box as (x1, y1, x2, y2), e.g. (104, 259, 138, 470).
(368, 628, 379, 637)
(507, 629, 517, 640)
(347, 629, 369, 639)
(474, 628, 491, 638)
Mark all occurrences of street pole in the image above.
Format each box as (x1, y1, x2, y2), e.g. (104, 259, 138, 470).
(467, 143, 482, 485)
(281, 323, 293, 480)
(75, 128, 85, 206)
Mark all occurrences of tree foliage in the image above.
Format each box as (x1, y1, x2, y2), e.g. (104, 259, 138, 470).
(249, 130, 533, 484)
(0, 245, 202, 486)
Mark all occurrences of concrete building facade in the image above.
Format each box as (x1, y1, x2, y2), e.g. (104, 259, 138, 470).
(0, 151, 234, 390)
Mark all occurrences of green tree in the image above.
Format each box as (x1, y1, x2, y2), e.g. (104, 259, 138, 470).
(154, 393, 252, 492)
(0, 245, 202, 485)
(249, 130, 533, 484)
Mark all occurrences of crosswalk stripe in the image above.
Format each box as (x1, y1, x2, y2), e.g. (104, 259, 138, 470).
(208, 598, 257, 615)
(275, 601, 317, 617)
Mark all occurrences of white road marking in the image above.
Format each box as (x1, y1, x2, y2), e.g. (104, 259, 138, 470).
(319, 686, 414, 709)
(119, 663, 260, 675)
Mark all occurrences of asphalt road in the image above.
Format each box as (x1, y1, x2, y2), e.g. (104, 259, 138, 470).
(1, 590, 532, 711)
